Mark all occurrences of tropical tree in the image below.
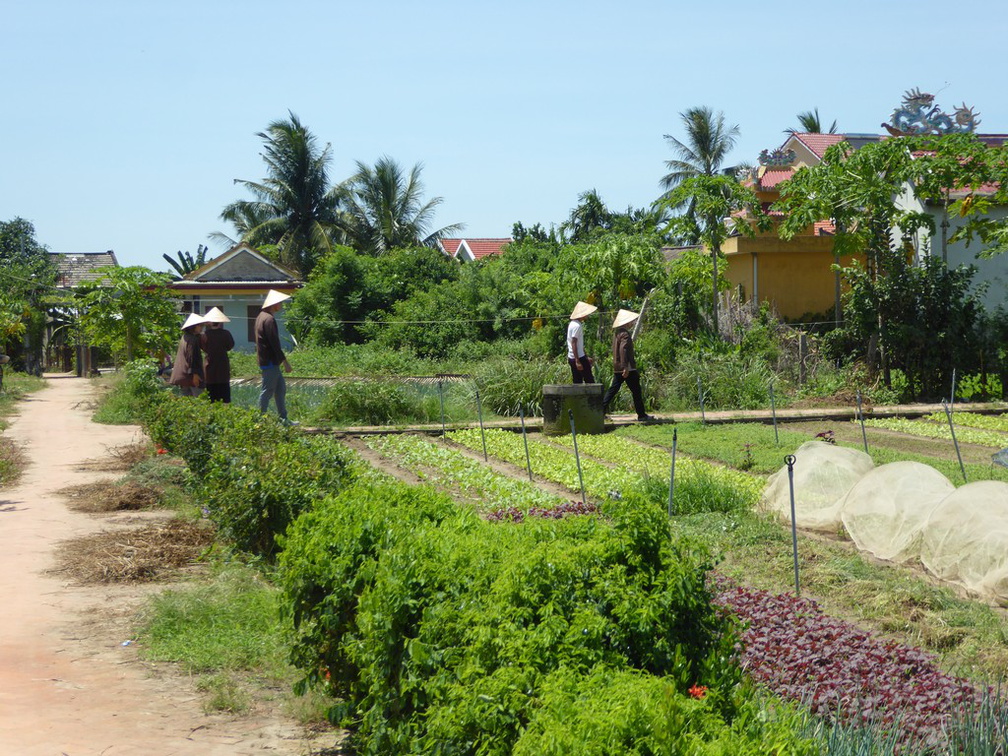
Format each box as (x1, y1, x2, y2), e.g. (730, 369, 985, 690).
(341, 156, 463, 255)
(789, 108, 838, 134)
(659, 107, 740, 218)
(162, 244, 209, 279)
(658, 175, 765, 331)
(78, 266, 178, 362)
(0, 218, 57, 370)
(219, 112, 344, 275)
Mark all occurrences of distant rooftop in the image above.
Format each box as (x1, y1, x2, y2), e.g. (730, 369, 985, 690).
(49, 251, 119, 288)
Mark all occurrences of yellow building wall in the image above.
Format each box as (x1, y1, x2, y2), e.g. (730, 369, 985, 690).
(723, 235, 861, 320)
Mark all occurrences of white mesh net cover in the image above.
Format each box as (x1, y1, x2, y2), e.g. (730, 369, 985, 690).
(919, 481, 1008, 605)
(761, 441, 874, 532)
(839, 462, 955, 563)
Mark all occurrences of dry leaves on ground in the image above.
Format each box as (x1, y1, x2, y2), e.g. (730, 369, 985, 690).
(53, 518, 215, 584)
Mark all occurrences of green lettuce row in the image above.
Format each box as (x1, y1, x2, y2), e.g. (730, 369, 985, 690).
(363, 433, 564, 512)
(862, 417, 1008, 448)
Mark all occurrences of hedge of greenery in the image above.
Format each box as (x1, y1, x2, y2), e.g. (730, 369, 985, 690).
(277, 480, 815, 754)
(144, 394, 354, 557)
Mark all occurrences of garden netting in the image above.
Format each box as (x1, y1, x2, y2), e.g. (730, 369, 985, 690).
(760, 440, 874, 532)
(840, 461, 955, 563)
(762, 443, 1008, 605)
(919, 480, 1008, 605)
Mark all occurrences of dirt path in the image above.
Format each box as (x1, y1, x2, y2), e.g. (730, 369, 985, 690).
(0, 376, 331, 756)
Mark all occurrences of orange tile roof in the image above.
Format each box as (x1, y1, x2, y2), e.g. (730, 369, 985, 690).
(758, 169, 794, 189)
(791, 133, 845, 159)
(441, 238, 511, 260)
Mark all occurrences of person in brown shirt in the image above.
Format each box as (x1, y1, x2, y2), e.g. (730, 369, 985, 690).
(602, 309, 654, 422)
(201, 307, 235, 403)
(168, 313, 208, 397)
(255, 289, 293, 420)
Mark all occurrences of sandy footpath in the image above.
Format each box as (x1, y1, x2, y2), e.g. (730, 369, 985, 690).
(0, 376, 328, 756)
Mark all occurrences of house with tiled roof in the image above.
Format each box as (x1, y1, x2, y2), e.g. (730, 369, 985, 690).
(897, 134, 1008, 310)
(167, 244, 301, 352)
(46, 251, 121, 374)
(49, 250, 119, 289)
(721, 132, 863, 320)
(439, 238, 511, 262)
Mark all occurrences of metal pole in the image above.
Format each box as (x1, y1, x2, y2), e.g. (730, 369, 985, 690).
(950, 367, 957, 414)
(942, 399, 967, 482)
(769, 382, 779, 446)
(519, 403, 533, 481)
(856, 390, 869, 455)
(697, 376, 706, 424)
(668, 428, 678, 517)
(475, 388, 488, 462)
(569, 409, 587, 505)
(785, 454, 800, 596)
(438, 379, 446, 438)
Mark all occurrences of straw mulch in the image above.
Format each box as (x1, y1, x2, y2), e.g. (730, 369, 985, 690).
(54, 518, 215, 584)
(57, 480, 164, 513)
(76, 442, 152, 473)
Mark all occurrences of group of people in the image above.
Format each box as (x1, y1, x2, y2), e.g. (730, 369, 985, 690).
(566, 301, 654, 423)
(166, 288, 293, 421)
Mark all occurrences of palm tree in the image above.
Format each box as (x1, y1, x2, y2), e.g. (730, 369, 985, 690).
(789, 108, 838, 134)
(659, 107, 740, 204)
(219, 112, 344, 275)
(341, 156, 463, 255)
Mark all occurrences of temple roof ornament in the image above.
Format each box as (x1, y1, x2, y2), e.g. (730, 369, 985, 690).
(883, 87, 980, 136)
(758, 147, 797, 167)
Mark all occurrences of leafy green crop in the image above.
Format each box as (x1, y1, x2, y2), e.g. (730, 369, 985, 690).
(863, 417, 1008, 448)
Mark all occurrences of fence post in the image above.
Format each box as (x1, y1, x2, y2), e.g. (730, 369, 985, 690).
(438, 380, 446, 438)
(786, 454, 800, 596)
(569, 409, 587, 505)
(769, 381, 779, 446)
(942, 398, 967, 482)
(856, 389, 869, 455)
(697, 377, 706, 425)
(519, 403, 533, 481)
(475, 388, 488, 462)
(668, 428, 677, 517)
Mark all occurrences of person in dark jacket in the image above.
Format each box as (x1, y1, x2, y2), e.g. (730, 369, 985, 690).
(201, 307, 235, 403)
(168, 313, 208, 397)
(602, 309, 654, 422)
(255, 289, 293, 420)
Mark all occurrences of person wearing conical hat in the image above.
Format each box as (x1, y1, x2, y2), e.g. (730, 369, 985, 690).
(168, 312, 208, 397)
(602, 309, 654, 422)
(567, 300, 598, 384)
(201, 307, 235, 403)
(255, 289, 293, 420)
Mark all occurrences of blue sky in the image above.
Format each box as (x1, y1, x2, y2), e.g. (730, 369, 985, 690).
(5, 0, 1007, 271)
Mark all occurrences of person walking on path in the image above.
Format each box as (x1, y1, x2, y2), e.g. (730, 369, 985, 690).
(168, 312, 208, 397)
(201, 307, 235, 403)
(602, 308, 654, 422)
(255, 289, 293, 420)
(567, 300, 598, 384)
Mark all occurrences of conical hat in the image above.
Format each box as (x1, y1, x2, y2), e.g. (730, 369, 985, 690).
(203, 306, 230, 323)
(262, 289, 292, 309)
(612, 309, 639, 329)
(182, 312, 208, 330)
(570, 301, 597, 320)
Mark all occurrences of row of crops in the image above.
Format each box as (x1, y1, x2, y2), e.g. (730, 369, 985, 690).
(141, 376, 1008, 753)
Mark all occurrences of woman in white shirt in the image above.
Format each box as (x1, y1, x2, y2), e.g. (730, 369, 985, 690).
(567, 301, 597, 383)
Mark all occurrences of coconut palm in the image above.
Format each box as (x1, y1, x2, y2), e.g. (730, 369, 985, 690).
(218, 112, 344, 275)
(789, 108, 838, 134)
(341, 156, 463, 255)
(659, 107, 740, 203)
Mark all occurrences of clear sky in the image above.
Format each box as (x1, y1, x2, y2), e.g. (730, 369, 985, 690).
(5, 0, 1007, 271)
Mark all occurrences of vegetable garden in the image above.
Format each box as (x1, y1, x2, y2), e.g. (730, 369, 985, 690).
(117, 359, 1008, 754)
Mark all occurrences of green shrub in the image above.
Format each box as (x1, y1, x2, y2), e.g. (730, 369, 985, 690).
(513, 668, 816, 756)
(93, 358, 169, 424)
(144, 396, 353, 556)
(278, 482, 745, 753)
(311, 379, 429, 426)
